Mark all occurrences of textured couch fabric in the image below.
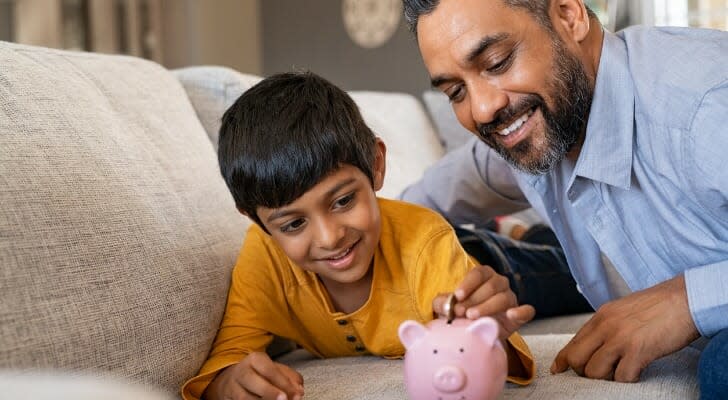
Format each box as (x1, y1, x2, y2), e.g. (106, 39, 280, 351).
(0, 42, 700, 399)
(0, 42, 248, 393)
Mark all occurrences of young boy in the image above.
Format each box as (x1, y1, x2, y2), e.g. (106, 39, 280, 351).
(181, 72, 536, 400)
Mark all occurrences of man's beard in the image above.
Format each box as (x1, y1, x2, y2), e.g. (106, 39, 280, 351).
(476, 40, 593, 175)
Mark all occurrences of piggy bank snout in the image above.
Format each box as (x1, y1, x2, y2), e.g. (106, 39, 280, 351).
(433, 365, 466, 393)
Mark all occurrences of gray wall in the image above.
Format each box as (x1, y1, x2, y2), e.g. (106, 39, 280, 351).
(261, 1, 430, 97)
(0, 3, 13, 42)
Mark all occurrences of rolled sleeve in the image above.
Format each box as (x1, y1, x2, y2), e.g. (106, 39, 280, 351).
(685, 260, 728, 337)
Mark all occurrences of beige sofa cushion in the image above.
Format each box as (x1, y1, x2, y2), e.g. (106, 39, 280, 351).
(279, 333, 699, 399)
(349, 91, 445, 199)
(0, 42, 248, 393)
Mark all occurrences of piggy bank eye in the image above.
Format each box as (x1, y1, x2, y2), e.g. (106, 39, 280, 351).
(433, 349, 438, 354)
(459, 348, 464, 353)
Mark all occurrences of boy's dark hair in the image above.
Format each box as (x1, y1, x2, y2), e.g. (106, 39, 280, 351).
(218, 71, 377, 228)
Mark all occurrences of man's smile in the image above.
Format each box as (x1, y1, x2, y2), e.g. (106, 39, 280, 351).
(497, 108, 535, 136)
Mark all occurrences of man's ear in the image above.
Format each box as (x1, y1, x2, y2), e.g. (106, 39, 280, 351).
(553, 0, 590, 42)
(372, 138, 387, 191)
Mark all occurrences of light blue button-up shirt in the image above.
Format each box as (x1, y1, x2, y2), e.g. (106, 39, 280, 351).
(401, 26, 728, 337)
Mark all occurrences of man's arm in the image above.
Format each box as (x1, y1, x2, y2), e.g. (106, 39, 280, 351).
(683, 79, 728, 337)
(400, 137, 529, 225)
(551, 274, 700, 382)
(551, 79, 728, 382)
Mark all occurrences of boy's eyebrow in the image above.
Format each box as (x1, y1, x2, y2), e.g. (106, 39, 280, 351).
(430, 32, 510, 88)
(324, 178, 356, 199)
(265, 178, 357, 223)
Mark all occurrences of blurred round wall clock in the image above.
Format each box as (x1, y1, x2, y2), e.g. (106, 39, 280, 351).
(342, 0, 402, 49)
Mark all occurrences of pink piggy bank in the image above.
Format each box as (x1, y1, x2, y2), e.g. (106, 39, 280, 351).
(398, 317, 507, 400)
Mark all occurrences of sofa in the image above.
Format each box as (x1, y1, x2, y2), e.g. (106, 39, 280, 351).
(0, 41, 701, 399)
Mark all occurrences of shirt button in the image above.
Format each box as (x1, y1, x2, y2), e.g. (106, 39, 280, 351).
(337, 320, 348, 326)
(552, 208, 558, 214)
(355, 345, 366, 352)
(346, 335, 356, 342)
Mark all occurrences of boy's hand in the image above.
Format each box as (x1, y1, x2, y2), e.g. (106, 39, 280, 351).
(433, 265, 535, 341)
(204, 351, 304, 400)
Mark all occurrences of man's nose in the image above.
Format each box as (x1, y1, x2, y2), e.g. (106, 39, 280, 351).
(314, 218, 345, 249)
(468, 79, 508, 127)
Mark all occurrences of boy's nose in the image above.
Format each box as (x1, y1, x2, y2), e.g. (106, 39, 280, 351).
(314, 218, 346, 250)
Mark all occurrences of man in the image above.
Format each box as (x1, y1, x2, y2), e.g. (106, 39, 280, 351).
(400, 0, 727, 397)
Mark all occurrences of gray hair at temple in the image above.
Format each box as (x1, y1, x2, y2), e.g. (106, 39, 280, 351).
(403, 0, 597, 36)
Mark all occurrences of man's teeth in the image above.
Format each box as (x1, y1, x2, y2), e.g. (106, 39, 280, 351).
(498, 109, 534, 136)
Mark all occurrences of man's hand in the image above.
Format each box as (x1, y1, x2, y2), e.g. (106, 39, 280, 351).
(204, 352, 304, 400)
(551, 274, 700, 382)
(433, 264, 535, 341)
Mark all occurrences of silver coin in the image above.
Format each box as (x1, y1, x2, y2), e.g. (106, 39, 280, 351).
(444, 293, 457, 323)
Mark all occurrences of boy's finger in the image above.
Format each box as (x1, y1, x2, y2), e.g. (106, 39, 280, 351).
(234, 368, 286, 400)
(431, 293, 449, 317)
(506, 304, 536, 325)
(464, 291, 516, 319)
(248, 353, 301, 399)
(455, 265, 496, 301)
(277, 363, 304, 388)
(276, 365, 304, 400)
(457, 272, 510, 310)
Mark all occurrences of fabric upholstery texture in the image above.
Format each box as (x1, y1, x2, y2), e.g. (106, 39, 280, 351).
(349, 91, 445, 199)
(279, 334, 699, 399)
(421, 89, 474, 153)
(0, 42, 248, 393)
(174, 66, 262, 150)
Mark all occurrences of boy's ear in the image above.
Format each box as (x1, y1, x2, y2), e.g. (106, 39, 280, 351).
(373, 138, 386, 191)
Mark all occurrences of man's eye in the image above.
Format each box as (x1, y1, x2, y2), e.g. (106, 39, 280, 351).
(487, 52, 514, 74)
(446, 85, 465, 102)
(281, 218, 305, 233)
(334, 193, 355, 209)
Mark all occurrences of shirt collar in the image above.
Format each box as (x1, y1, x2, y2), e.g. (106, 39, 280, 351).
(571, 30, 635, 190)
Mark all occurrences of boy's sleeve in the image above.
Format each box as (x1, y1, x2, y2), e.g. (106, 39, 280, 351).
(505, 332, 536, 385)
(412, 224, 535, 385)
(180, 228, 290, 400)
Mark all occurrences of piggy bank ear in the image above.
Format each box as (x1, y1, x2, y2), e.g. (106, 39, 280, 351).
(398, 320, 427, 349)
(466, 317, 499, 347)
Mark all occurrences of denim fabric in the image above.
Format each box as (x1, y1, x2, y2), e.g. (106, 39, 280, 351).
(698, 329, 728, 400)
(454, 226, 592, 319)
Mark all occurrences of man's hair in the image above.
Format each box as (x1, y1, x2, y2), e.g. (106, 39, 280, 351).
(403, 0, 597, 36)
(218, 71, 377, 228)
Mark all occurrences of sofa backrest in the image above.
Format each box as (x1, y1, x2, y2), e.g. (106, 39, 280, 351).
(0, 42, 248, 394)
(174, 67, 445, 201)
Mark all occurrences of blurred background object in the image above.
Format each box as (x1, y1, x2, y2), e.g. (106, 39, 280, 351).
(0, 0, 725, 96)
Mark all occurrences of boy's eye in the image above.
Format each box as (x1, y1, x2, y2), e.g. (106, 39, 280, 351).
(280, 218, 306, 233)
(334, 192, 355, 209)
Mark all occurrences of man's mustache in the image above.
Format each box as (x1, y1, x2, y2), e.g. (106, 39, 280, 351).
(476, 95, 543, 138)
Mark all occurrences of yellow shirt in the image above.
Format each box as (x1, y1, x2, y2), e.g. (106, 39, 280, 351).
(182, 198, 534, 399)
